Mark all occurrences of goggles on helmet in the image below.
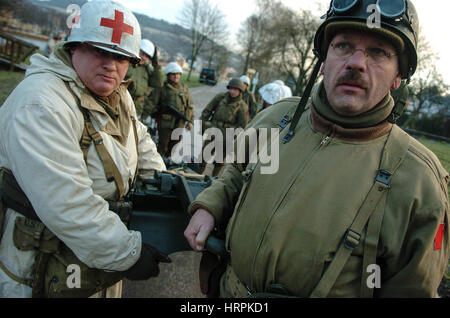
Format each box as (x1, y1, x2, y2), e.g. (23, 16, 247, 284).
(331, 0, 406, 19)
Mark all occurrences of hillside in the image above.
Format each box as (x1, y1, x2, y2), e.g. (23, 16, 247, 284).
(25, 0, 243, 70)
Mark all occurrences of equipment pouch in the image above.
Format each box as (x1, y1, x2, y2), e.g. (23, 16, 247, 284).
(12, 216, 124, 298)
(13, 217, 58, 252)
(43, 244, 125, 298)
(160, 113, 176, 128)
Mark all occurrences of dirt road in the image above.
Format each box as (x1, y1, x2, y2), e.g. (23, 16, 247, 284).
(122, 81, 227, 298)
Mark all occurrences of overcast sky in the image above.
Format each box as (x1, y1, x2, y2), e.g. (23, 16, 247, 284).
(114, 0, 449, 86)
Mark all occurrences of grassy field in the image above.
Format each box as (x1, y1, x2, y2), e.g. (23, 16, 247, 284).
(0, 70, 25, 106)
(181, 73, 206, 89)
(418, 138, 450, 173)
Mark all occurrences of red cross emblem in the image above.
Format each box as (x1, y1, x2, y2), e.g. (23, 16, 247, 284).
(100, 10, 134, 44)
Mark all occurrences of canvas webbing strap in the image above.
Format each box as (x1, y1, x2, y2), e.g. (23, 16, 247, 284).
(129, 116, 139, 191)
(359, 125, 410, 298)
(282, 58, 322, 144)
(0, 259, 34, 288)
(0, 189, 33, 287)
(310, 125, 410, 298)
(80, 112, 126, 200)
(63, 81, 139, 201)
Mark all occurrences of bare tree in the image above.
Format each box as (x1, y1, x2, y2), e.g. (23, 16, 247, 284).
(178, 0, 228, 81)
(205, 17, 229, 69)
(237, 14, 264, 74)
(268, 8, 321, 95)
(404, 33, 449, 126)
(238, 0, 322, 95)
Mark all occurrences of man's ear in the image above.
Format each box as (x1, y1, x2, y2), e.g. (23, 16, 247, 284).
(391, 74, 402, 90)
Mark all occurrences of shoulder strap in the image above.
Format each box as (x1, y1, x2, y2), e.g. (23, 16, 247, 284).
(310, 125, 410, 298)
(359, 125, 410, 297)
(80, 109, 126, 200)
(63, 82, 127, 201)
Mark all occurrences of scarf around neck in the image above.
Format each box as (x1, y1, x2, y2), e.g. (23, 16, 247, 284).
(310, 81, 393, 142)
(312, 81, 394, 129)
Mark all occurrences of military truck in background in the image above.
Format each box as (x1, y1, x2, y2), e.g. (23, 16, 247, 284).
(199, 68, 219, 86)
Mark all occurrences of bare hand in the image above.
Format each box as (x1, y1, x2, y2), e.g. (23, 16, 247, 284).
(184, 209, 215, 252)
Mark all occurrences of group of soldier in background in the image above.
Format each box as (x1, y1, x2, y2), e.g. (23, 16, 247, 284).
(124, 37, 298, 176)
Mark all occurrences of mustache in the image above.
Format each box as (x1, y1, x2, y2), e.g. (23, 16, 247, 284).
(336, 70, 368, 89)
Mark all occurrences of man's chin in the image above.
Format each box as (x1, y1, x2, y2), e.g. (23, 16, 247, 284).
(330, 100, 365, 117)
(91, 86, 115, 97)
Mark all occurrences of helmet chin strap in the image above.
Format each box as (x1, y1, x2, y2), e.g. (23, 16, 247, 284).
(282, 50, 323, 144)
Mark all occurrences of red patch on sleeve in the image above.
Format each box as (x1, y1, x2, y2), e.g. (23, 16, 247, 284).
(434, 224, 445, 251)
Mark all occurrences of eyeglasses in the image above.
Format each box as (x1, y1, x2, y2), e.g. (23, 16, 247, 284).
(332, 0, 406, 19)
(330, 42, 396, 64)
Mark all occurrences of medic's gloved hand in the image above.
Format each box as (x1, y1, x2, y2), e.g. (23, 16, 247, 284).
(125, 243, 171, 280)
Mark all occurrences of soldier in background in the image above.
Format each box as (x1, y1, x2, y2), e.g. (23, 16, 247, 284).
(240, 75, 257, 121)
(199, 78, 248, 177)
(125, 39, 164, 118)
(43, 33, 64, 57)
(146, 62, 194, 158)
(257, 81, 288, 113)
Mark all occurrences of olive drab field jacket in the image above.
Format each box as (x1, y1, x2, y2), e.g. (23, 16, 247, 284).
(146, 81, 194, 129)
(0, 49, 166, 297)
(125, 62, 164, 117)
(242, 90, 257, 120)
(189, 97, 449, 298)
(201, 92, 249, 134)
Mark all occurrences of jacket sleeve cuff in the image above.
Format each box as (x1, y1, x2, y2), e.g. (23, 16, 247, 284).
(187, 200, 222, 225)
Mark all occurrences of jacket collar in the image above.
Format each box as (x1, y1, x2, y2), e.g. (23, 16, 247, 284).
(310, 105, 392, 142)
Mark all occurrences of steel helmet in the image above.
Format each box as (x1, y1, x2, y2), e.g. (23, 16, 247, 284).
(227, 78, 245, 92)
(165, 62, 183, 75)
(282, 85, 292, 98)
(273, 80, 285, 86)
(66, 0, 141, 64)
(240, 75, 251, 86)
(259, 82, 285, 105)
(140, 39, 155, 58)
(314, 0, 419, 80)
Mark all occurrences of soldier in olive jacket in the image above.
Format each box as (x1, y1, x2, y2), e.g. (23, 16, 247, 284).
(125, 39, 164, 118)
(185, 0, 449, 298)
(240, 75, 257, 120)
(146, 62, 194, 158)
(200, 78, 249, 177)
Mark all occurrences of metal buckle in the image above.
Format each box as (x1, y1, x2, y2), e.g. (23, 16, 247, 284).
(375, 169, 392, 188)
(344, 228, 361, 250)
(277, 115, 291, 129)
(282, 130, 295, 144)
(242, 168, 254, 182)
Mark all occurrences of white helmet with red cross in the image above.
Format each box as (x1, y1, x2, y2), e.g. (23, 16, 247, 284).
(66, 0, 141, 63)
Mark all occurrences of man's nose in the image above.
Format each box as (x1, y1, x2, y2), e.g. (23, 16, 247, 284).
(345, 49, 367, 72)
(101, 54, 117, 70)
